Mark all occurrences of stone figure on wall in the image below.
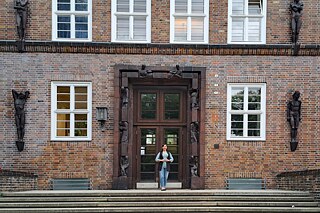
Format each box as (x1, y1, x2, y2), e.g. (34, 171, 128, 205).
(190, 89, 199, 109)
(121, 86, 129, 107)
(119, 121, 129, 143)
(190, 122, 199, 143)
(120, 156, 129, 176)
(287, 91, 301, 151)
(290, 0, 303, 43)
(139, 65, 152, 78)
(189, 156, 199, 177)
(12, 89, 30, 151)
(168, 65, 182, 78)
(14, 0, 29, 41)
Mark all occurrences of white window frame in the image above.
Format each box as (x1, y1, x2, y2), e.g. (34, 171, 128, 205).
(51, 82, 92, 141)
(111, 0, 151, 43)
(228, 0, 267, 44)
(52, 0, 92, 42)
(170, 0, 209, 44)
(227, 83, 266, 141)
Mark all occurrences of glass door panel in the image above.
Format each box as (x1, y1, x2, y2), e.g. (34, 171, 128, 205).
(164, 128, 179, 181)
(140, 128, 156, 181)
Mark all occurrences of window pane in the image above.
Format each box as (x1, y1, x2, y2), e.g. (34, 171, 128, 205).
(57, 16, 71, 38)
(232, 18, 244, 42)
(175, 0, 188, 13)
(133, 16, 147, 40)
(117, 16, 130, 40)
(74, 114, 87, 136)
(232, 0, 244, 14)
(191, 17, 204, 41)
(231, 87, 244, 110)
(248, 87, 261, 110)
(117, 0, 130, 12)
(134, 0, 146, 12)
(248, 130, 260, 136)
(57, 86, 70, 109)
(75, 16, 88, 39)
(58, 0, 70, 11)
(175, 17, 187, 41)
(231, 114, 243, 137)
(164, 93, 180, 120)
(165, 129, 179, 145)
(57, 114, 70, 136)
(75, 0, 88, 11)
(249, 0, 262, 15)
(141, 129, 156, 145)
(248, 18, 261, 41)
(75, 86, 88, 109)
(141, 93, 156, 119)
(192, 0, 204, 13)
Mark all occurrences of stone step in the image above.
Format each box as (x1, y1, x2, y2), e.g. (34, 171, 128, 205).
(0, 206, 320, 213)
(1, 190, 312, 197)
(0, 201, 318, 208)
(0, 196, 316, 202)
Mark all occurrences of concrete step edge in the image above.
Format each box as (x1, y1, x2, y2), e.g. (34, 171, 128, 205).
(0, 206, 320, 213)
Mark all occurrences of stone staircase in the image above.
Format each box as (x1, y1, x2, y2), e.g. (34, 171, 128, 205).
(0, 190, 319, 212)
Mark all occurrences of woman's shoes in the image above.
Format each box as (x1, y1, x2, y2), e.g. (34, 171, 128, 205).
(161, 187, 166, 191)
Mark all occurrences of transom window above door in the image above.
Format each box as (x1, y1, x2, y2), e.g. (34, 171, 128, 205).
(112, 0, 151, 43)
(136, 89, 185, 123)
(170, 0, 209, 44)
(52, 0, 92, 41)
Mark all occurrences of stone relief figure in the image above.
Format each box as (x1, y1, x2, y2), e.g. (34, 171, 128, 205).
(290, 0, 303, 43)
(119, 121, 129, 143)
(139, 65, 152, 78)
(168, 65, 182, 78)
(120, 156, 129, 176)
(190, 122, 199, 143)
(14, 0, 29, 41)
(121, 86, 129, 107)
(190, 88, 199, 109)
(287, 91, 301, 151)
(189, 156, 199, 177)
(12, 90, 30, 151)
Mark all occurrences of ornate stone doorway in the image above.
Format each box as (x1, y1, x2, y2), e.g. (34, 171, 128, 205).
(113, 65, 206, 189)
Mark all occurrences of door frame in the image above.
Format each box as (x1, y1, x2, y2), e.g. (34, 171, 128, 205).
(112, 65, 206, 189)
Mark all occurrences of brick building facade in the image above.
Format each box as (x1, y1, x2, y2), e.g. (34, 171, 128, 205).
(0, 0, 319, 190)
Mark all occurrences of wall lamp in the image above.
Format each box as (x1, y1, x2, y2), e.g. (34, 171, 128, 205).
(96, 107, 108, 131)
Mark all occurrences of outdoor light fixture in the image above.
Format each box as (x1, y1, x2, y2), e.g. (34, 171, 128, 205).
(96, 107, 108, 131)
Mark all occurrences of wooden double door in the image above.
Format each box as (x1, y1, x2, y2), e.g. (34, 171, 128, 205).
(133, 86, 188, 187)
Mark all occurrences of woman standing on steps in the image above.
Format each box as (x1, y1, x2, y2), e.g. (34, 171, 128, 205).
(155, 144, 174, 191)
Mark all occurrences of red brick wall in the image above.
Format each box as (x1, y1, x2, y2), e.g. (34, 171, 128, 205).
(0, 0, 319, 44)
(1, 52, 319, 189)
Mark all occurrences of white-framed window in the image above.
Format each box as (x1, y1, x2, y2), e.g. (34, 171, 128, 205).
(227, 83, 266, 141)
(51, 82, 92, 141)
(228, 0, 267, 44)
(52, 0, 92, 41)
(170, 0, 209, 44)
(111, 0, 151, 43)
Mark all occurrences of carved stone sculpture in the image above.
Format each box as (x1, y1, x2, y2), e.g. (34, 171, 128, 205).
(168, 65, 182, 78)
(121, 86, 129, 107)
(290, 0, 303, 44)
(189, 156, 199, 177)
(287, 91, 301, 151)
(12, 89, 30, 151)
(120, 156, 129, 176)
(190, 122, 199, 143)
(14, 0, 28, 41)
(119, 121, 129, 143)
(190, 89, 199, 109)
(139, 65, 152, 78)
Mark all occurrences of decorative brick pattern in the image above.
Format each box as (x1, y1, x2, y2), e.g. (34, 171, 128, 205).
(0, 170, 38, 192)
